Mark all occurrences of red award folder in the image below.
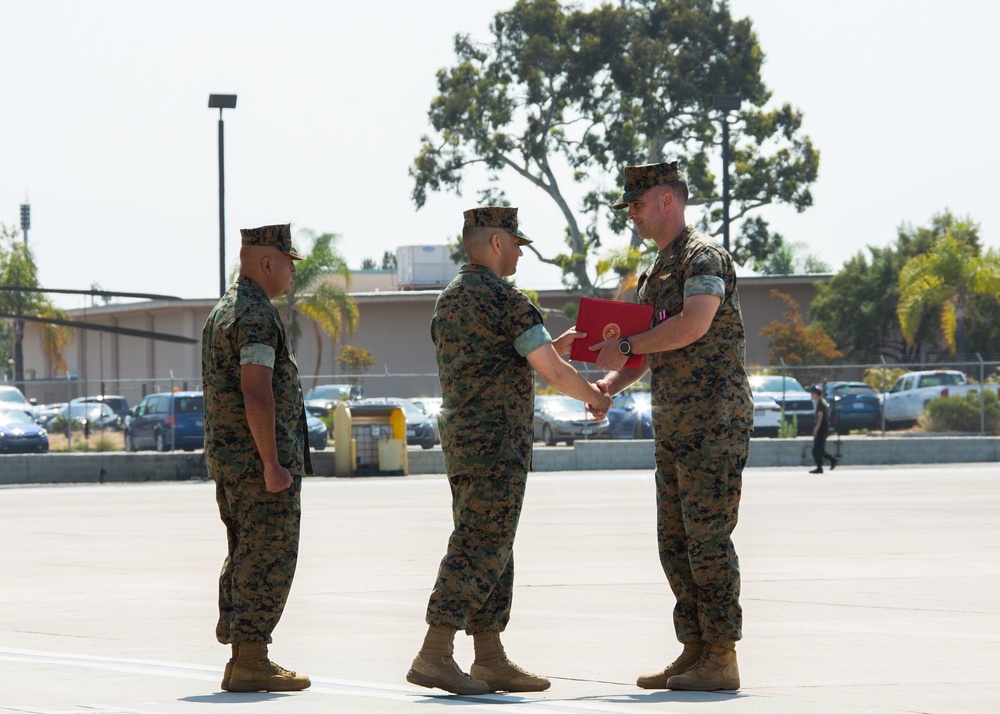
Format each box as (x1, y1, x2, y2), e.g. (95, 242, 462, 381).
(570, 297, 653, 370)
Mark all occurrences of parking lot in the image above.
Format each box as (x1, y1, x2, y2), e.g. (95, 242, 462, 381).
(1, 464, 998, 713)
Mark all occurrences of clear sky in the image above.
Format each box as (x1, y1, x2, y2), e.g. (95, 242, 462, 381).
(3, 0, 998, 309)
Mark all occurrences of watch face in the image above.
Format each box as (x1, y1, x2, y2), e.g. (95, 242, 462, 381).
(619, 339, 630, 355)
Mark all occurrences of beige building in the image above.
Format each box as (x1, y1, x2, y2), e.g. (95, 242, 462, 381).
(17, 271, 827, 408)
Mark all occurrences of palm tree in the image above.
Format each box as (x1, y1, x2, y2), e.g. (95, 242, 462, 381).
(897, 230, 1000, 356)
(0, 226, 71, 386)
(278, 230, 360, 388)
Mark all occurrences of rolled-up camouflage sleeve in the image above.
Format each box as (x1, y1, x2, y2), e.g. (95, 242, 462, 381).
(684, 249, 727, 299)
(513, 323, 553, 357)
(236, 312, 280, 367)
(240, 343, 276, 368)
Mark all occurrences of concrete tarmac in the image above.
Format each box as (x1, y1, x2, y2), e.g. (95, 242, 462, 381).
(2, 464, 998, 713)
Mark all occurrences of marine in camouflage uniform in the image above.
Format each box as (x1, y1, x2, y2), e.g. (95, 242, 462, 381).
(202, 223, 312, 693)
(595, 162, 752, 691)
(407, 207, 611, 696)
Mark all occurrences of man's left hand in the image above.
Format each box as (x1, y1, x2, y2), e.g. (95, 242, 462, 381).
(591, 339, 629, 371)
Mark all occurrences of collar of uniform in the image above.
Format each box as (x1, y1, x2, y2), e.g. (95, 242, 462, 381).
(236, 274, 267, 298)
(462, 263, 499, 279)
(658, 225, 695, 265)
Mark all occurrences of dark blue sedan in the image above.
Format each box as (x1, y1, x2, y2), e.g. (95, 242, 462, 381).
(820, 381, 883, 434)
(607, 391, 653, 439)
(0, 408, 49, 453)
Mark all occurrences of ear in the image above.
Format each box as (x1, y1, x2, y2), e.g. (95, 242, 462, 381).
(491, 232, 503, 254)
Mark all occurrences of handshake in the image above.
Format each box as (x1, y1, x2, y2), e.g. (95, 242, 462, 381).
(586, 379, 614, 419)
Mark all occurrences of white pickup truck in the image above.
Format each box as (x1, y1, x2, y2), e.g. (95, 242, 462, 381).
(883, 370, 998, 426)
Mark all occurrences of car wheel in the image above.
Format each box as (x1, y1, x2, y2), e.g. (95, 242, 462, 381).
(542, 424, 556, 446)
(155, 431, 168, 452)
(565, 438, 575, 446)
(124, 431, 135, 452)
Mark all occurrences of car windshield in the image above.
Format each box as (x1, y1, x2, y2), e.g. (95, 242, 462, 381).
(920, 373, 965, 387)
(0, 409, 34, 426)
(356, 398, 423, 417)
(63, 404, 110, 418)
(174, 396, 204, 414)
(832, 383, 876, 396)
(309, 385, 352, 400)
(539, 396, 588, 414)
(0, 389, 29, 405)
(749, 375, 807, 393)
(631, 392, 651, 407)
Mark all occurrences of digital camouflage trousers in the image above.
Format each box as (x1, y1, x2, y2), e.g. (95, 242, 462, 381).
(425, 460, 526, 634)
(214, 471, 301, 644)
(654, 429, 749, 644)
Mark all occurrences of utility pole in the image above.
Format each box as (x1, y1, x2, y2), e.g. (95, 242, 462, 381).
(712, 94, 741, 253)
(208, 94, 237, 297)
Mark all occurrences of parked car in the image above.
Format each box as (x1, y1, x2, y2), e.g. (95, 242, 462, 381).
(124, 391, 204, 452)
(607, 391, 653, 439)
(533, 395, 610, 446)
(411, 397, 442, 443)
(306, 413, 328, 450)
(748, 374, 815, 434)
(818, 381, 882, 434)
(352, 397, 437, 449)
(32, 402, 67, 423)
(882, 370, 999, 428)
(44, 402, 123, 431)
(0, 407, 49, 453)
(304, 383, 363, 416)
(70, 395, 130, 420)
(0, 385, 34, 412)
(752, 394, 783, 438)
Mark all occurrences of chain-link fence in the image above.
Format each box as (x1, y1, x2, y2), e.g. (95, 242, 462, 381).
(9, 355, 999, 435)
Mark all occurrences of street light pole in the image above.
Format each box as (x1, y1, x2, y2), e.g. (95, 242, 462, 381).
(208, 94, 237, 297)
(712, 94, 741, 253)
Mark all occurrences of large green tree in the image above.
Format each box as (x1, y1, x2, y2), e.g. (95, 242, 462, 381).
(897, 228, 1000, 357)
(811, 211, 998, 362)
(277, 230, 360, 387)
(411, 0, 818, 292)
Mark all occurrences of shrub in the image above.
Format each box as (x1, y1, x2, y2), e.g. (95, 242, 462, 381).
(920, 391, 1000, 434)
(778, 413, 799, 439)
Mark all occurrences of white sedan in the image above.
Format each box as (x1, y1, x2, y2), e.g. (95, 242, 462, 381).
(752, 394, 783, 438)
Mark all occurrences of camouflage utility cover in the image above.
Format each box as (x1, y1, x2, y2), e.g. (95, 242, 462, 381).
(463, 206, 532, 245)
(202, 275, 312, 478)
(239, 223, 303, 260)
(612, 161, 683, 209)
(431, 264, 548, 474)
(637, 226, 753, 438)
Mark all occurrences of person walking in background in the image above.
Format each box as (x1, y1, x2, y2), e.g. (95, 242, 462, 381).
(591, 162, 752, 692)
(202, 224, 312, 693)
(810, 385, 838, 474)
(406, 207, 613, 696)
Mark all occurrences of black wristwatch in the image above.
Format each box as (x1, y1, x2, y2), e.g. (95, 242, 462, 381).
(618, 337, 633, 356)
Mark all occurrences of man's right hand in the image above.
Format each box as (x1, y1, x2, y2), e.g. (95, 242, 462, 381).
(586, 384, 614, 419)
(263, 463, 293, 493)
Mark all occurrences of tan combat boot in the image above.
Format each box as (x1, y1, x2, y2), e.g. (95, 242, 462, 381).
(666, 642, 740, 691)
(407, 625, 489, 695)
(636, 642, 704, 689)
(221, 643, 238, 691)
(228, 642, 311, 692)
(469, 631, 550, 692)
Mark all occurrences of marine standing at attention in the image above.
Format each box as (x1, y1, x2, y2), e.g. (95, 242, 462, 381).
(202, 223, 312, 693)
(591, 162, 753, 691)
(406, 206, 613, 695)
